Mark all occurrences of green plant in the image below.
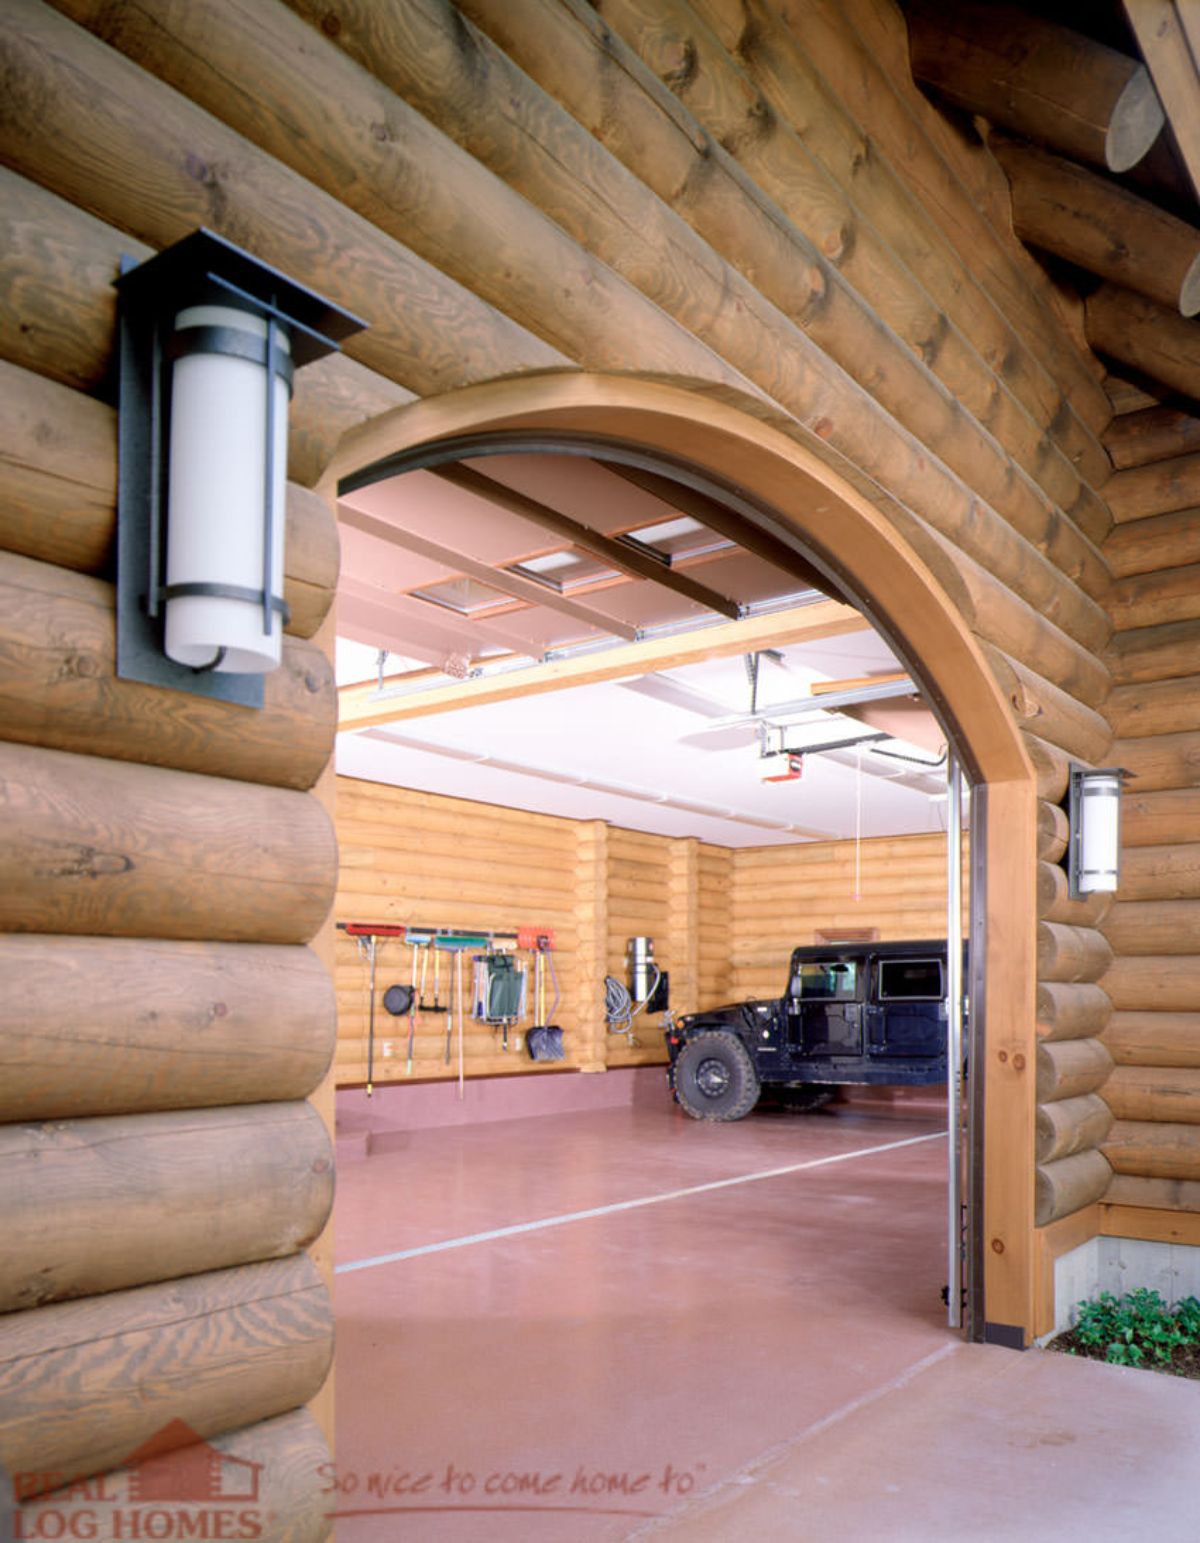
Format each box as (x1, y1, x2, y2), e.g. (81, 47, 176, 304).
(1069, 1288, 1200, 1368)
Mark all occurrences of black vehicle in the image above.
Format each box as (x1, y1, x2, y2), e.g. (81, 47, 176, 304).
(665, 939, 958, 1121)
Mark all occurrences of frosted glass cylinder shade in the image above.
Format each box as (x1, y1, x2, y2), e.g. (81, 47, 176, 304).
(1077, 770, 1122, 892)
(164, 304, 289, 673)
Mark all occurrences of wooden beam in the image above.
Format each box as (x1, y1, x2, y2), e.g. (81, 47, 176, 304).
(429, 463, 743, 619)
(1124, 0, 1200, 204)
(908, 0, 1164, 173)
(338, 576, 563, 664)
(1086, 283, 1200, 399)
(604, 462, 833, 596)
(338, 599, 866, 729)
(339, 503, 640, 642)
(993, 139, 1200, 316)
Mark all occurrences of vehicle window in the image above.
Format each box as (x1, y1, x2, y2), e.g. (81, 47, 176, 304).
(877, 959, 943, 1001)
(791, 960, 858, 1001)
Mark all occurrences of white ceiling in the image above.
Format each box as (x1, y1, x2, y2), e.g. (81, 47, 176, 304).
(335, 630, 954, 848)
(333, 453, 956, 848)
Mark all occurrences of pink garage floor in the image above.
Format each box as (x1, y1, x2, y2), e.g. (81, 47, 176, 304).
(332, 1096, 954, 1539)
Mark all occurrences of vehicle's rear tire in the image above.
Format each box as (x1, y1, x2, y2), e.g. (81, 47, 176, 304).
(777, 1083, 836, 1113)
(674, 1031, 761, 1122)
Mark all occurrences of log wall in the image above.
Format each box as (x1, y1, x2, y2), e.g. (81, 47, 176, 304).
(337, 788, 963, 1083)
(334, 777, 741, 1082)
(1100, 386, 1200, 1227)
(0, 0, 342, 1511)
(730, 833, 956, 1002)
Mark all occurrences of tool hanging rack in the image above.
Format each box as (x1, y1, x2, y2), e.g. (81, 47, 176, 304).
(339, 922, 556, 950)
(339, 922, 559, 1094)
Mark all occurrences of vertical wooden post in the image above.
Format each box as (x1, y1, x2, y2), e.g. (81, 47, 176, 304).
(668, 837, 701, 1018)
(975, 778, 1039, 1344)
(574, 821, 610, 1073)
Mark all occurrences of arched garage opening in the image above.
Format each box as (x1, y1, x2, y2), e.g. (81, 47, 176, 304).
(322, 371, 1038, 1346)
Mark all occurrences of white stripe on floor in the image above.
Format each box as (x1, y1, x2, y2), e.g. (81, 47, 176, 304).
(336, 1129, 945, 1275)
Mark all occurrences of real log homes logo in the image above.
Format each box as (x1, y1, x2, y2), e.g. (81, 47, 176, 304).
(11, 1420, 267, 1540)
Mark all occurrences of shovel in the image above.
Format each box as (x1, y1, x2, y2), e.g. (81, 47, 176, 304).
(527, 942, 564, 1061)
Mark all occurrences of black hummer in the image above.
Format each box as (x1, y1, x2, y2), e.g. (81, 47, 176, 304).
(665, 939, 957, 1121)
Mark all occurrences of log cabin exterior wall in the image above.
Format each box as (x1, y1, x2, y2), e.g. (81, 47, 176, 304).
(10, 0, 1198, 1500)
(1099, 397, 1200, 1244)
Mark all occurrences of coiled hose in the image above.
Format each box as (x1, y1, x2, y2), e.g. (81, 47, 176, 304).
(604, 966, 661, 1043)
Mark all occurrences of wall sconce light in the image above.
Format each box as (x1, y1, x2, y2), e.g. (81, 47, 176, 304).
(1068, 765, 1132, 898)
(115, 229, 366, 708)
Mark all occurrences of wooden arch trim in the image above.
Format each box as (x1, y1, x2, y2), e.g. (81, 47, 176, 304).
(323, 370, 1038, 1342)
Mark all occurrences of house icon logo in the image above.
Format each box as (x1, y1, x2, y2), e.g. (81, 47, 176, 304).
(120, 1420, 262, 1505)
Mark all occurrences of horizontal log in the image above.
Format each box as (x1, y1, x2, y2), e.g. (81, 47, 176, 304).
(0, 1254, 332, 1496)
(0, 551, 336, 788)
(1038, 800, 1070, 862)
(1103, 954, 1200, 1012)
(1037, 921, 1114, 983)
(0, 358, 339, 636)
(1037, 981, 1113, 1041)
(984, 645, 1112, 764)
(0, 935, 333, 1120)
(1103, 1174, 1200, 1213)
(1102, 898, 1200, 955)
(20, 1409, 333, 1543)
(1036, 860, 1113, 928)
(1, 1, 571, 395)
(0, 1103, 332, 1312)
(1105, 506, 1200, 583)
(1106, 450, 1200, 524)
(1124, 789, 1200, 846)
(997, 140, 1200, 316)
(1103, 1119, 1200, 1180)
(728, 0, 1114, 432)
(301, 0, 1114, 630)
(1035, 1148, 1112, 1226)
(0, 742, 336, 943)
(950, 546, 1110, 705)
(1103, 1011, 1200, 1067)
(286, 348, 415, 489)
(1110, 734, 1200, 791)
(1105, 618, 1200, 687)
(1036, 1093, 1114, 1164)
(1109, 564, 1200, 632)
(907, 0, 1162, 174)
(1086, 284, 1200, 401)
(1104, 374, 1164, 415)
(591, 0, 1112, 542)
(1119, 842, 1200, 900)
(1107, 676, 1200, 739)
(603, 0, 1108, 487)
(1037, 1037, 1114, 1101)
(1104, 405, 1200, 470)
(1025, 734, 1073, 803)
(1103, 1066, 1200, 1125)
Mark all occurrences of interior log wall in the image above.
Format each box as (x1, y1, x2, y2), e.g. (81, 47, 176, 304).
(335, 779, 956, 1083)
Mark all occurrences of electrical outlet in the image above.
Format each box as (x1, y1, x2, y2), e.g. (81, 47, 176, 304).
(382, 1040, 394, 1058)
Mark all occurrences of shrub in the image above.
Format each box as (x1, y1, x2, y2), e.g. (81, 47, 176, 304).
(1068, 1288, 1200, 1369)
